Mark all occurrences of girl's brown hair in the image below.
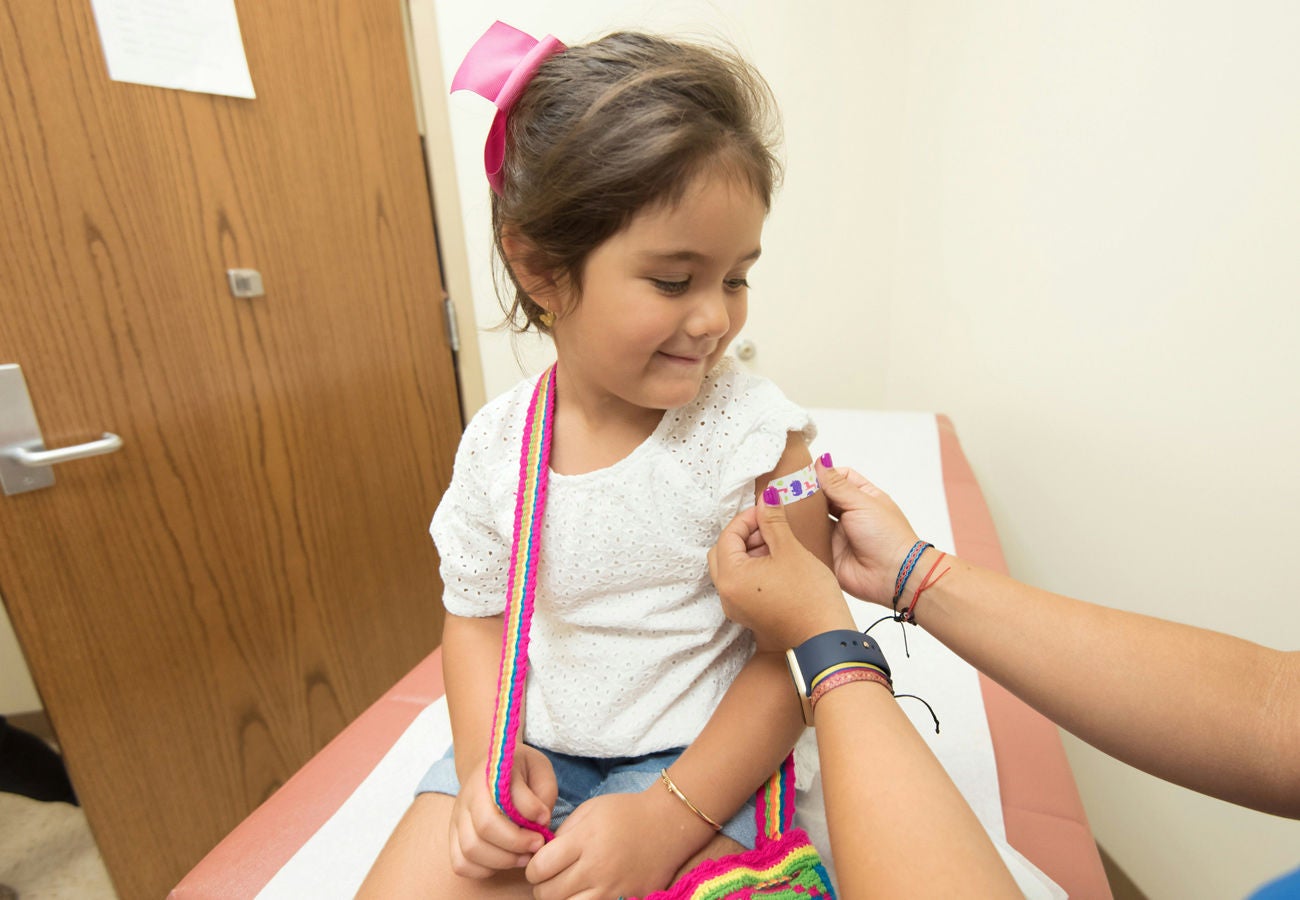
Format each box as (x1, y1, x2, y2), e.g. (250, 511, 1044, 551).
(491, 31, 783, 332)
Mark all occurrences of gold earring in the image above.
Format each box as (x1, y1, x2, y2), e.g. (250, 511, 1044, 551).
(539, 310, 556, 328)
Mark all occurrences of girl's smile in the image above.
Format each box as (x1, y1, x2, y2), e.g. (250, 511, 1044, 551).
(547, 171, 766, 431)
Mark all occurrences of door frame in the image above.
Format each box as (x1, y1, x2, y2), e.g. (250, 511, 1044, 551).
(404, 0, 487, 422)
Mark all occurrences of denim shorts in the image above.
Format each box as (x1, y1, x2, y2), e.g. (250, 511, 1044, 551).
(417, 744, 757, 849)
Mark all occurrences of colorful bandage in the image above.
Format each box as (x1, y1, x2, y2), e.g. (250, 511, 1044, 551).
(766, 463, 819, 506)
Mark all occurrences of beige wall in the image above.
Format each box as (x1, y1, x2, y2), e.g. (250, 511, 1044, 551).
(435, 1, 1300, 896)
(0, 597, 41, 712)
(885, 4, 1300, 896)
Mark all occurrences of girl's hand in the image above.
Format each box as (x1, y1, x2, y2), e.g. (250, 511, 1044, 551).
(526, 787, 714, 900)
(816, 461, 922, 607)
(448, 745, 557, 878)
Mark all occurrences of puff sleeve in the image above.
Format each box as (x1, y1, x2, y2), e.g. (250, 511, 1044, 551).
(715, 365, 816, 513)
(429, 421, 509, 618)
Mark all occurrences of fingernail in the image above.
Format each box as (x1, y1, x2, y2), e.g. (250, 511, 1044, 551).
(516, 854, 532, 867)
(762, 486, 780, 506)
(820, 452, 833, 468)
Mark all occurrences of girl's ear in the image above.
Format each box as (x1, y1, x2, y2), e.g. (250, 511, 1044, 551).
(502, 231, 565, 313)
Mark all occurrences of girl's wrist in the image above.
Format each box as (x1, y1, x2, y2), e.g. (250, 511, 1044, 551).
(643, 773, 721, 850)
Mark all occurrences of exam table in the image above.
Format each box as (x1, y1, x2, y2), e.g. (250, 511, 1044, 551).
(171, 412, 1111, 898)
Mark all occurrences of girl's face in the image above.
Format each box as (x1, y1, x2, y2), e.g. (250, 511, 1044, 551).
(548, 174, 766, 423)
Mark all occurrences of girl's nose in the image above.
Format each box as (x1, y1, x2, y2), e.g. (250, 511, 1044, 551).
(686, 289, 730, 339)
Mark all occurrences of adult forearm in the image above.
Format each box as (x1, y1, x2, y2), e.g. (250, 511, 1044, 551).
(815, 681, 1019, 898)
(916, 552, 1300, 817)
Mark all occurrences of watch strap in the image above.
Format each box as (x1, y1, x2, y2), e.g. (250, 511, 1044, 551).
(791, 630, 891, 697)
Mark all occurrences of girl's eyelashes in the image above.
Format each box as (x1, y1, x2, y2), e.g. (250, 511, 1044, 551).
(648, 276, 751, 295)
(650, 277, 690, 295)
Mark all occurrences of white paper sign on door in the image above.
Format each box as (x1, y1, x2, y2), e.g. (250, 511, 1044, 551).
(90, 0, 256, 99)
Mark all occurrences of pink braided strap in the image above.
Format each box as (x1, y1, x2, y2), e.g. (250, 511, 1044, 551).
(485, 365, 557, 840)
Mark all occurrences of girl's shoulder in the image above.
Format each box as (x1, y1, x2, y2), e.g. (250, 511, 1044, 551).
(666, 357, 813, 446)
(462, 374, 540, 441)
(453, 374, 541, 474)
(683, 356, 801, 422)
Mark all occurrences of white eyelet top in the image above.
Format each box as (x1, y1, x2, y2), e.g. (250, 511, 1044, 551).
(431, 357, 815, 757)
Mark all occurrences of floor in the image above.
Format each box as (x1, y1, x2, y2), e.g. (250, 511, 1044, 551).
(0, 791, 116, 899)
(0, 713, 116, 899)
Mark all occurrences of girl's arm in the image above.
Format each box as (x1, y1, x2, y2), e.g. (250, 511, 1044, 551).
(442, 613, 556, 875)
(660, 432, 828, 842)
(443, 612, 506, 778)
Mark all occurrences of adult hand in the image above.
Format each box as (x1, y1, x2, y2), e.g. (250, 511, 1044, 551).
(447, 745, 557, 878)
(709, 483, 855, 649)
(526, 789, 706, 900)
(817, 461, 923, 608)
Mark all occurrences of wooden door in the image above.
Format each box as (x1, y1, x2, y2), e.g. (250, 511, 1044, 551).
(0, 3, 462, 897)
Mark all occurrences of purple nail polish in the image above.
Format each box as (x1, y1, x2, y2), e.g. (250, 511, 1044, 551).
(762, 486, 780, 506)
(820, 452, 833, 468)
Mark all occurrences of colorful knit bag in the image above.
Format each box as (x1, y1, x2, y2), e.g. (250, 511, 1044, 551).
(488, 364, 837, 898)
(633, 753, 835, 900)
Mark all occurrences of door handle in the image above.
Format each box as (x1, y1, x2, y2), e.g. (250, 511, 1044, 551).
(1, 363, 124, 496)
(6, 433, 123, 467)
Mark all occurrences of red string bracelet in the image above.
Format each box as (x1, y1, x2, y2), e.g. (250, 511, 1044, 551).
(901, 552, 950, 624)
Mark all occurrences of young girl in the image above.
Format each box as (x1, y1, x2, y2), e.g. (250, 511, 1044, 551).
(360, 22, 831, 899)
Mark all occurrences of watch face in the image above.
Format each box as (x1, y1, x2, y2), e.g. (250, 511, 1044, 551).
(786, 648, 816, 726)
(786, 648, 809, 696)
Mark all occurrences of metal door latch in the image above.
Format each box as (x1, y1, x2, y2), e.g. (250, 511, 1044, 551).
(0, 364, 123, 496)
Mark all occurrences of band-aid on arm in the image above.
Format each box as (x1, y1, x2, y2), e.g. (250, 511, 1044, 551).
(765, 462, 819, 505)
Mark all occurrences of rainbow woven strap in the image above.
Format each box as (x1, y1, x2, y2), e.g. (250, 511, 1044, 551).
(486, 365, 557, 840)
(634, 755, 836, 900)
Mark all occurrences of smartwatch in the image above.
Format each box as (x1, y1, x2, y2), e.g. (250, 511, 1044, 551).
(786, 630, 891, 726)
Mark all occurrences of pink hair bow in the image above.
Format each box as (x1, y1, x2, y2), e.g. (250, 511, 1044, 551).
(450, 21, 566, 195)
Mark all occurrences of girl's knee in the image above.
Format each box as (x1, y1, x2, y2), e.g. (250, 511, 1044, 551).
(359, 794, 534, 899)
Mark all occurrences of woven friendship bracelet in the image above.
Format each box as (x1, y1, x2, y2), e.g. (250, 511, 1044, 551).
(808, 660, 890, 694)
(893, 541, 933, 609)
(901, 552, 951, 624)
(809, 667, 894, 717)
(661, 769, 723, 832)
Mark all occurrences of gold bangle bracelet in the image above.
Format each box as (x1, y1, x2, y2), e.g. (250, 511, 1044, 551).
(660, 768, 722, 831)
